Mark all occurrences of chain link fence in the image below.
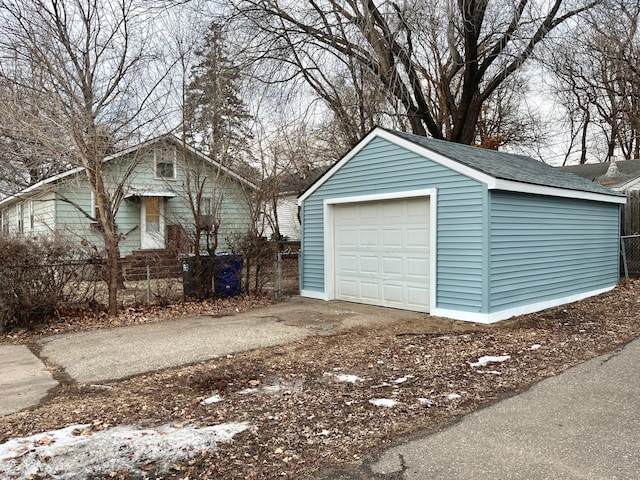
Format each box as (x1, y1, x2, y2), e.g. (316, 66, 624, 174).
(621, 235, 640, 278)
(273, 250, 300, 299)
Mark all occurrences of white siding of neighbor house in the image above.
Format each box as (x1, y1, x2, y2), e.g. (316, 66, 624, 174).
(262, 195, 301, 241)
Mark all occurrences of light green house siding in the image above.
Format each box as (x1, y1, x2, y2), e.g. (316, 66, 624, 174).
(301, 136, 485, 312)
(488, 191, 620, 311)
(0, 137, 254, 258)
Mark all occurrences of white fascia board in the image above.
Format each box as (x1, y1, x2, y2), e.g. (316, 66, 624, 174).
(491, 179, 627, 204)
(615, 177, 640, 191)
(297, 127, 625, 206)
(0, 166, 84, 208)
(299, 129, 382, 205)
(324, 188, 434, 205)
(432, 284, 616, 324)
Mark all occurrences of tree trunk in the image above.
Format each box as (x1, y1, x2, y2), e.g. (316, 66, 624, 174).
(105, 234, 120, 316)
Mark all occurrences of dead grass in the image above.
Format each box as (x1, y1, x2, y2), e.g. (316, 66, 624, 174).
(2, 281, 640, 479)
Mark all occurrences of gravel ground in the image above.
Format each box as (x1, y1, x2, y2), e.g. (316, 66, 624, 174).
(2, 281, 640, 479)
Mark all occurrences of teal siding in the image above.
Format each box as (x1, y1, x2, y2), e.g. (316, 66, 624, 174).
(301, 136, 485, 312)
(0, 142, 254, 256)
(489, 191, 620, 311)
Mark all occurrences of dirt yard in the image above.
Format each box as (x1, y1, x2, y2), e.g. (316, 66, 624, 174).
(2, 281, 640, 479)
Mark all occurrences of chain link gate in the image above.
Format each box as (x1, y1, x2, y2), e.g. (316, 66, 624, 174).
(274, 249, 300, 299)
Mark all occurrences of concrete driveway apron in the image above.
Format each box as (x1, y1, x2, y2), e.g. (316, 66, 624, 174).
(37, 298, 421, 384)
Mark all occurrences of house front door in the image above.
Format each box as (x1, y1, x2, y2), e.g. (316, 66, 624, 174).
(141, 196, 165, 249)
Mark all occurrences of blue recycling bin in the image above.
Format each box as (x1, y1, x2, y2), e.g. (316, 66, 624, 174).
(213, 253, 242, 297)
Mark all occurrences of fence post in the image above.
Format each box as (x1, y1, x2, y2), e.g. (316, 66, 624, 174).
(621, 236, 629, 279)
(275, 251, 282, 300)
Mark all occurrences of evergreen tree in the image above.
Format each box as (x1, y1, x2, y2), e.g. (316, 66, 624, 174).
(185, 23, 252, 167)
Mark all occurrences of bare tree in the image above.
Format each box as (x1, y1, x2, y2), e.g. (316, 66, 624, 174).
(0, 0, 171, 314)
(549, 0, 640, 163)
(228, 0, 599, 145)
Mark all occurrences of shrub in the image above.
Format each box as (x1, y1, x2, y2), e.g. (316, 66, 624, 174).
(0, 235, 95, 332)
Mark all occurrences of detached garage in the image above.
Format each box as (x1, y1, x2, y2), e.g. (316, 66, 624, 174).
(298, 127, 625, 323)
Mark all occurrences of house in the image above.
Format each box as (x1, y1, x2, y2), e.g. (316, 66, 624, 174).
(0, 135, 257, 272)
(561, 159, 640, 235)
(298, 127, 625, 323)
(261, 168, 327, 243)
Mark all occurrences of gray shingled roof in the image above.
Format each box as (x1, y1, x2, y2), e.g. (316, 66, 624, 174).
(561, 160, 640, 189)
(386, 129, 624, 197)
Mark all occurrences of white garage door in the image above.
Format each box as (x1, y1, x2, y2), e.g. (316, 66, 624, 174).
(333, 197, 430, 312)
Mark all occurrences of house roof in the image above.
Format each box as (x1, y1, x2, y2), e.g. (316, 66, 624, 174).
(0, 134, 258, 207)
(278, 167, 329, 195)
(299, 127, 625, 204)
(561, 159, 640, 190)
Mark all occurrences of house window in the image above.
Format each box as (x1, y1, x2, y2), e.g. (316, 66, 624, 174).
(155, 146, 176, 180)
(29, 199, 35, 231)
(91, 191, 101, 221)
(198, 196, 213, 228)
(17, 202, 23, 234)
(1, 209, 8, 235)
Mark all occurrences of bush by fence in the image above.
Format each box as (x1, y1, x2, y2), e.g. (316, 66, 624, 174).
(0, 235, 97, 332)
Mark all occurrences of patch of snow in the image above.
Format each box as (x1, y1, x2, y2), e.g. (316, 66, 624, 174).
(446, 393, 461, 400)
(0, 421, 251, 480)
(369, 398, 400, 408)
(469, 355, 511, 368)
(418, 398, 435, 406)
(486, 370, 502, 375)
(324, 372, 365, 383)
(336, 374, 365, 383)
(393, 375, 414, 384)
(200, 394, 223, 405)
(372, 382, 392, 388)
(238, 388, 259, 395)
(530, 344, 541, 350)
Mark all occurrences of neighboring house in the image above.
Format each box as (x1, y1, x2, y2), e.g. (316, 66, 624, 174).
(0, 135, 257, 261)
(261, 168, 327, 242)
(298, 127, 625, 323)
(561, 159, 640, 235)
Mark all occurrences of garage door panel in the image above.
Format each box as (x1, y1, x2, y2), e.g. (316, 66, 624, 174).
(359, 229, 378, 246)
(360, 255, 379, 273)
(334, 197, 430, 313)
(382, 229, 403, 247)
(383, 284, 403, 303)
(407, 257, 429, 276)
(338, 254, 357, 272)
(338, 279, 358, 297)
(407, 228, 429, 247)
(338, 229, 357, 247)
(360, 282, 380, 300)
(407, 286, 429, 306)
(382, 257, 403, 275)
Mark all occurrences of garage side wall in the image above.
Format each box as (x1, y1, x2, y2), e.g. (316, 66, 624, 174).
(489, 191, 620, 314)
(301, 137, 485, 312)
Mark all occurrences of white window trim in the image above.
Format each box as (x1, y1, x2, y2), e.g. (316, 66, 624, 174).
(29, 199, 35, 231)
(1, 208, 7, 235)
(17, 202, 24, 234)
(154, 146, 177, 181)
